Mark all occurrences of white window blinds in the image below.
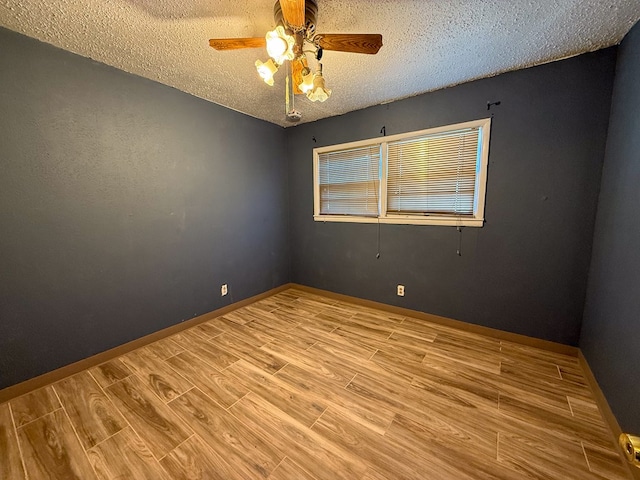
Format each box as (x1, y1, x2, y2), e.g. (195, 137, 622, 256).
(313, 118, 490, 227)
(318, 145, 381, 216)
(387, 128, 480, 216)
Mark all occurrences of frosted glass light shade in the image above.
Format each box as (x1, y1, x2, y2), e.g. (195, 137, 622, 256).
(298, 71, 314, 93)
(265, 26, 295, 64)
(255, 59, 278, 86)
(307, 73, 331, 102)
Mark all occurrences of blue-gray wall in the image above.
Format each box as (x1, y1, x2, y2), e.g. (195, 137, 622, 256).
(0, 28, 289, 389)
(581, 21, 640, 434)
(287, 49, 616, 345)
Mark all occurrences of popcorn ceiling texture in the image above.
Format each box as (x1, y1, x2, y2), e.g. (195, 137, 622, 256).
(1, 0, 639, 127)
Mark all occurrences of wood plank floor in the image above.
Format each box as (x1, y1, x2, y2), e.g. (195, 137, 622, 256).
(0, 288, 631, 479)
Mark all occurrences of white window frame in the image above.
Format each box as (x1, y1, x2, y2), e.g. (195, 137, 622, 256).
(313, 118, 491, 227)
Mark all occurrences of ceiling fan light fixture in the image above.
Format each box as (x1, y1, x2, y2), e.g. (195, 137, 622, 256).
(307, 73, 331, 102)
(208, 1, 383, 121)
(266, 26, 295, 64)
(298, 70, 314, 94)
(255, 59, 279, 86)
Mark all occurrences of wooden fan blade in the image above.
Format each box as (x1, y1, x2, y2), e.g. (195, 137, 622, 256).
(280, 0, 305, 28)
(317, 34, 383, 54)
(292, 58, 306, 94)
(209, 37, 266, 50)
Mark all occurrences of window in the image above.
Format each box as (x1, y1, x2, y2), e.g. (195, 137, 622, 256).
(313, 118, 491, 227)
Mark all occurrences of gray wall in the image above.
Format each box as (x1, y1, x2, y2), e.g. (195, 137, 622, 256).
(0, 28, 289, 389)
(581, 21, 640, 434)
(287, 49, 616, 345)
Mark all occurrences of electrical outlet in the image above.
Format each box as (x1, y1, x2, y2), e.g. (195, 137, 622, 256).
(397, 285, 405, 296)
(221, 284, 228, 296)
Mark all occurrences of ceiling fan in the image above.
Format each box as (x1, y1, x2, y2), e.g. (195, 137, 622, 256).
(209, 0, 383, 122)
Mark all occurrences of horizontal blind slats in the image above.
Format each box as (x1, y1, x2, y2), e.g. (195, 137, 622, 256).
(318, 145, 380, 216)
(316, 123, 485, 220)
(387, 127, 479, 215)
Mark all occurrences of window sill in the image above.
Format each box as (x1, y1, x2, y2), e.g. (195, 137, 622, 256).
(313, 215, 484, 227)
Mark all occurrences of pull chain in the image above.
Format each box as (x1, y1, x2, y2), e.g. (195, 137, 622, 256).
(376, 125, 386, 259)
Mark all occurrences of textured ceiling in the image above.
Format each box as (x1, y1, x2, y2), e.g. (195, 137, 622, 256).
(1, 1, 639, 127)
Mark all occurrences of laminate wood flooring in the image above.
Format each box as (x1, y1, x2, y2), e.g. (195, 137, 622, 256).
(0, 288, 631, 479)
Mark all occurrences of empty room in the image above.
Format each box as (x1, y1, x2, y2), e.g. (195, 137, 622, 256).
(1, 1, 640, 479)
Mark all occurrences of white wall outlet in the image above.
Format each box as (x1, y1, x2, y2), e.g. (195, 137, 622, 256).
(397, 285, 405, 296)
(221, 284, 228, 296)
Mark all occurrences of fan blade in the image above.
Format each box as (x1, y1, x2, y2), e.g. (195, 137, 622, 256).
(317, 34, 383, 54)
(292, 58, 306, 94)
(280, 0, 305, 28)
(209, 37, 266, 50)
